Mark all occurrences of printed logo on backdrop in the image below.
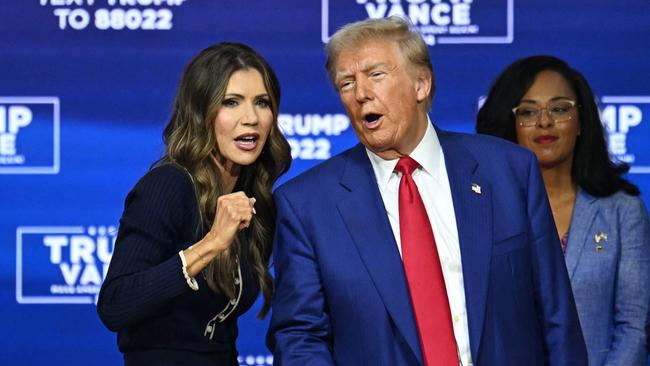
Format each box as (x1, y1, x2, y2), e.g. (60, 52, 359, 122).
(39, 0, 190, 31)
(279, 113, 351, 161)
(322, 0, 514, 46)
(16, 226, 116, 304)
(0, 97, 60, 174)
(600, 96, 650, 174)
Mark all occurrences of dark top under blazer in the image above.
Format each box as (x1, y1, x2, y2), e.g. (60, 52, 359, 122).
(97, 165, 259, 366)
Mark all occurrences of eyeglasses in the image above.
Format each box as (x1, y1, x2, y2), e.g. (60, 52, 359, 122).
(512, 100, 577, 127)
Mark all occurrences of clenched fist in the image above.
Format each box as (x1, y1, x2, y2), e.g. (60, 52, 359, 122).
(183, 191, 256, 276)
(210, 191, 256, 249)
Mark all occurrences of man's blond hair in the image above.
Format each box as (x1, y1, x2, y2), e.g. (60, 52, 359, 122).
(325, 16, 435, 108)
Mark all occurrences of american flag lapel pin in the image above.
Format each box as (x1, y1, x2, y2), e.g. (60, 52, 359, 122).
(471, 183, 481, 195)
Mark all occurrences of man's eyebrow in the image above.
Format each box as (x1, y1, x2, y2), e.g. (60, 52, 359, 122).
(335, 62, 390, 84)
(361, 62, 389, 73)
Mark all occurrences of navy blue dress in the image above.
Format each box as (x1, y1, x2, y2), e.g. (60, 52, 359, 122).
(97, 165, 260, 365)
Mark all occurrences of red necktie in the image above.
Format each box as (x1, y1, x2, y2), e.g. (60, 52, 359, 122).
(396, 156, 457, 366)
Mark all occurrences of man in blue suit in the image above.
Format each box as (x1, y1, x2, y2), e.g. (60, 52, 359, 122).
(267, 16, 587, 365)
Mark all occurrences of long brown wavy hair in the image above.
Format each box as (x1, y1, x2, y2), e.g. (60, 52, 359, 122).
(160, 42, 291, 317)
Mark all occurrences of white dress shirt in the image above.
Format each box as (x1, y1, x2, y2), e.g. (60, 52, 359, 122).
(366, 121, 473, 366)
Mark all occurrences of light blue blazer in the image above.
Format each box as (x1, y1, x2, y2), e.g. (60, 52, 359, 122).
(566, 188, 650, 366)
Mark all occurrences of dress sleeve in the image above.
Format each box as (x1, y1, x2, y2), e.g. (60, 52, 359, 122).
(97, 166, 200, 332)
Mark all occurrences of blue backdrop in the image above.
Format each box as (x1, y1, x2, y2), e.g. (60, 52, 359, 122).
(1, 1, 649, 365)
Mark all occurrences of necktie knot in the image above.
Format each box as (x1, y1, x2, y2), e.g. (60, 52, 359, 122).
(395, 156, 420, 176)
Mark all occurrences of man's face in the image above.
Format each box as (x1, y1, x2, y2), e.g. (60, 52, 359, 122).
(334, 38, 431, 160)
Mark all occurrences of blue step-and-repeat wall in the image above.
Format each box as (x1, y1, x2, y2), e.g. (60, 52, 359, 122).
(1, 1, 649, 365)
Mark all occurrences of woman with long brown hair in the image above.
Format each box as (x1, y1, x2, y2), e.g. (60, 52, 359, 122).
(97, 42, 291, 365)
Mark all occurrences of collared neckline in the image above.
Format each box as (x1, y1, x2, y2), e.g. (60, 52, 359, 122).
(365, 117, 442, 187)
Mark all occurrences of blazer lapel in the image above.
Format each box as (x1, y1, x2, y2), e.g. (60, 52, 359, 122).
(337, 144, 423, 364)
(565, 189, 598, 279)
(437, 129, 492, 362)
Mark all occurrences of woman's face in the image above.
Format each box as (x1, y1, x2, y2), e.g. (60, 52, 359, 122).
(515, 70, 580, 170)
(213, 68, 274, 170)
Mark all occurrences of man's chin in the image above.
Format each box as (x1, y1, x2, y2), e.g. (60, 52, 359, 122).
(365, 144, 402, 160)
(361, 138, 387, 152)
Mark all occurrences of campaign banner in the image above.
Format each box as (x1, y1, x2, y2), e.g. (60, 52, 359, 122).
(16, 225, 116, 304)
(0, 97, 60, 174)
(600, 96, 650, 173)
(322, 0, 513, 45)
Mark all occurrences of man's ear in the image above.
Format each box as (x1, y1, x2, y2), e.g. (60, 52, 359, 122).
(414, 68, 432, 103)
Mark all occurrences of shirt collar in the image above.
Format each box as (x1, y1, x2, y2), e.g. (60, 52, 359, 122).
(365, 117, 443, 188)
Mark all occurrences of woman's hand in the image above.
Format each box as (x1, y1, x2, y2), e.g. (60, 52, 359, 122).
(209, 191, 256, 250)
(183, 192, 256, 277)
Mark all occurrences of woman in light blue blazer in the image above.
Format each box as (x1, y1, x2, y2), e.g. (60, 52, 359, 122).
(476, 55, 650, 366)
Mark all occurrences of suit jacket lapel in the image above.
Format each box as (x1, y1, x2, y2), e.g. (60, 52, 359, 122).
(565, 189, 598, 279)
(437, 129, 492, 362)
(337, 144, 423, 364)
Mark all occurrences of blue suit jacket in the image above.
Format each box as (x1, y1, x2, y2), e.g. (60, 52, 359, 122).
(267, 128, 587, 365)
(566, 189, 650, 366)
